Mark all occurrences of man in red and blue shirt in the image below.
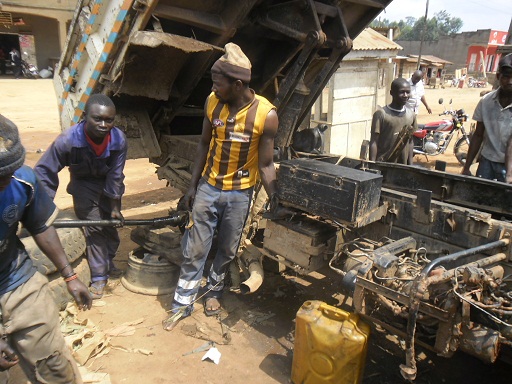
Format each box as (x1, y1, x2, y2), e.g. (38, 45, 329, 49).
(35, 94, 127, 299)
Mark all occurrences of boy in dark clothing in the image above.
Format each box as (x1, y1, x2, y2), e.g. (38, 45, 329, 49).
(35, 94, 127, 299)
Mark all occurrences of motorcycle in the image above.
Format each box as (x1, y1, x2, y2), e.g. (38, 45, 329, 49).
(413, 98, 471, 165)
(20, 60, 39, 79)
(467, 77, 487, 88)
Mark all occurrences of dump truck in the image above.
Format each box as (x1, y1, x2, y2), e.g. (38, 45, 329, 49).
(54, 0, 512, 380)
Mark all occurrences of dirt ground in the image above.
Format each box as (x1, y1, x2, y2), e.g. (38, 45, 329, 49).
(0, 78, 509, 384)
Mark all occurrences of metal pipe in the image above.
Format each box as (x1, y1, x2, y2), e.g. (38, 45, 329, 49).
(426, 253, 507, 285)
(239, 245, 264, 295)
(52, 212, 187, 228)
(422, 239, 509, 277)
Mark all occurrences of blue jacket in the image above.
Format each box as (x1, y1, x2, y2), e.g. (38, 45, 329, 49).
(0, 166, 57, 294)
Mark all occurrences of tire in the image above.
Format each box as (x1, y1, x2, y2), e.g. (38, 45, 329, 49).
(47, 256, 91, 310)
(454, 136, 470, 166)
(21, 227, 86, 275)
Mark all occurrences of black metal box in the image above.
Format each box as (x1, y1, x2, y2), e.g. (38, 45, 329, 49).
(278, 159, 382, 225)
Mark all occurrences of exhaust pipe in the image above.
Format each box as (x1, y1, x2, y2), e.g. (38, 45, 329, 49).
(239, 242, 264, 294)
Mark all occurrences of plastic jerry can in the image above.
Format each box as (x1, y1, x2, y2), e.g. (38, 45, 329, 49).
(291, 300, 370, 384)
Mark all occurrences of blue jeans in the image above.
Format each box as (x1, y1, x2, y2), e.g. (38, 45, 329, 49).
(476, 156, 506, 182)
(171, 179, 252, 316)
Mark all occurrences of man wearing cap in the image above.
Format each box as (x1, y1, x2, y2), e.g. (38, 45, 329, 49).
(463, 53, 512, 181)
(0, 114, 92, 382)
(163, 43, 279, 331)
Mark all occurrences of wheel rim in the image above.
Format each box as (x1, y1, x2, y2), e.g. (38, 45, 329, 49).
(454, 140, 469, 165)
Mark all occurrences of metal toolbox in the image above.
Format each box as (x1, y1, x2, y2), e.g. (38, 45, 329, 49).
(278, 159, 382, 226)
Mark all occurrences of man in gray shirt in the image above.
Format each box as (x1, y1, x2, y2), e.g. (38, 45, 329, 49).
(462, 54, 512, 181)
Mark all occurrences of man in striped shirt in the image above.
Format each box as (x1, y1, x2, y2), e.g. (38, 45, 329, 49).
(163, 43, 279, 331)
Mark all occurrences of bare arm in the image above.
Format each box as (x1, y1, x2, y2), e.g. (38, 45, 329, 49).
(181, 101, 213, 210)
(110, 198, 123, 221)
(369, 132, 378, 161)
(369, 110, 380, 161)
(421, 95, 432, 114)
(258, 109, 278, 197)
(33, 227, 92, 310)
(462, 121, 485, 176)
(505, 135, 512, 183)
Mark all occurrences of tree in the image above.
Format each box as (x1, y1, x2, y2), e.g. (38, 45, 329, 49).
(370, 10, 463, 41)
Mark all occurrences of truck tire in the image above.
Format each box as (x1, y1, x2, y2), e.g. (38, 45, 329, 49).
(46, 256, 91, 310)
(21, 227, 86, 275)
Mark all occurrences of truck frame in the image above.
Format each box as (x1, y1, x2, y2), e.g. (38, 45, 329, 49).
(54, 0, 512, 380)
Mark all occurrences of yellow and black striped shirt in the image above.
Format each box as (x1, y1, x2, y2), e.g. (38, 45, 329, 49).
(202, 91, 275, 190)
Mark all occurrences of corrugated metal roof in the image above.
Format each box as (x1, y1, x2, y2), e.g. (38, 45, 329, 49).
(407, 54, 453, 65)
(352, 28, 403, 51)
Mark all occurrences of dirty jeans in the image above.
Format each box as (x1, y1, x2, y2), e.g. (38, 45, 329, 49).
(171, 179, 252, 317)
(0, 272, 83, 384)
(73, 193, 120, 283)
(476, 156, 506, 182)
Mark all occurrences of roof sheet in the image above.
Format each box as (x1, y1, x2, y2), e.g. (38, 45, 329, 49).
(407, 54, 453, 65)
(352, 28, 403, 51)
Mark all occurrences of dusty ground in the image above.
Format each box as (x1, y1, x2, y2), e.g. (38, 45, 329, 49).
(0, 78, 509, 384)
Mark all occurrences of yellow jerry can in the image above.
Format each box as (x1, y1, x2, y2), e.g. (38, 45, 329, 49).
(291, 300, 370, 384)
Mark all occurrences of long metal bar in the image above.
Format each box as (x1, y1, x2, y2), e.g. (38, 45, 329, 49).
(52, 212, 187, 228)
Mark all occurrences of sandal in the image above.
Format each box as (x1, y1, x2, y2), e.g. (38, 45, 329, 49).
(89, 281, 106, 300)
(203, 297, 222, 317)
(162, 311, 183, 332)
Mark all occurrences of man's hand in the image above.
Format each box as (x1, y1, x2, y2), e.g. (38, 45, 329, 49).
(0, 339, 18, 371)
(180, 187, 197, 211)
(461, 168, 472, 176)
(111, 208, 124, 227)
(66, 279, 92, 310)
(268, 192, 280, 213)
(426, 106, 432, 114)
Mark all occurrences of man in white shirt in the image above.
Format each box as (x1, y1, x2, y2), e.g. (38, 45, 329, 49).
(406, 70, 432, 115)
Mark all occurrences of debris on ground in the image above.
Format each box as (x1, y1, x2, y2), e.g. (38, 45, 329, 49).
(202, 346, 222, 365)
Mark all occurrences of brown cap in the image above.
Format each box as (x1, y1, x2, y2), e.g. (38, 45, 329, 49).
(499, 53, 512, 71)
(211, 43, 251, 83)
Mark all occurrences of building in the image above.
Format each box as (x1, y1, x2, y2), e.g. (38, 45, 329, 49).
(310, 28, 402, 157)
(466, 30, 509, 74)
(0, 1, 75, 70)
(397, 29, 510, 76)
(395, 55, 453, 87)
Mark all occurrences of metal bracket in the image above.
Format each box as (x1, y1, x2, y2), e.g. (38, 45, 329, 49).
(414, 189, 433, 224)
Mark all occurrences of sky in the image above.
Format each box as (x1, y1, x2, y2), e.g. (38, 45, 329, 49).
(379, 0, 511, 33)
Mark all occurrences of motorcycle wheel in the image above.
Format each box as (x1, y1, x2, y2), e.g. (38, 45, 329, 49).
(454, 136, 470, 165)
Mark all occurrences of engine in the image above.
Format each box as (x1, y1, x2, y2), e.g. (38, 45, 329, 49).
(423, 131, 448, 154)
(330, 235, 512, 380)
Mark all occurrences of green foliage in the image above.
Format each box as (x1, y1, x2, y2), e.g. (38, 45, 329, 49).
(370, 10, 463, 41)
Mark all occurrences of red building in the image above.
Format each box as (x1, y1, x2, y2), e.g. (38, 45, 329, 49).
(467, 30, 509, 74)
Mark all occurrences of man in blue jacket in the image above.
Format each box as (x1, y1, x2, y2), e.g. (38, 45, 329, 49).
(0, 114, 92, 382)
(35, 94, 127, 299)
